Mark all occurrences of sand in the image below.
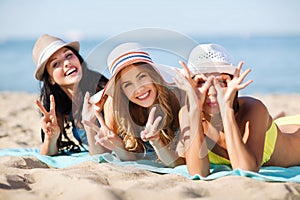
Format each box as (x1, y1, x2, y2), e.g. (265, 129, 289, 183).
(0, 91, 300, 200)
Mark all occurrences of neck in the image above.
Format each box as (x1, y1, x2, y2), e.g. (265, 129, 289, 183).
(60, 84, 80, 107)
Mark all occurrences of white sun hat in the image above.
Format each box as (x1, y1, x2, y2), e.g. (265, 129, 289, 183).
(90, 42, 176, 109)
(187, 43, 236, 76)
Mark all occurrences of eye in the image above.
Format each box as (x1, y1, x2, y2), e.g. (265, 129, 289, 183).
(122, 82, 132, 89)
(138, 73, 147, 80)
(195, 79, 206, 87)
(51, 61, 60, 68)
(218, 79, 227, 87)
(66, 52, 73, 59)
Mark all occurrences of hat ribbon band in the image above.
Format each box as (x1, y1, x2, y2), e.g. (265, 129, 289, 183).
(110, 53, 153, 74)
(38, 40, 65, 66)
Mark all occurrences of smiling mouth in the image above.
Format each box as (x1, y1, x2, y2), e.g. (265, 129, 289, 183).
(65, 67, 77, 76)
(137, 91, 150, 100)
(207, 101, 218, 107)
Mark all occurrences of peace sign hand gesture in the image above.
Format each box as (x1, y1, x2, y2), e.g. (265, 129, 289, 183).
(82, 111, 124, 151)
(35, 95, 60, 141)
(140, 107, 162, 144)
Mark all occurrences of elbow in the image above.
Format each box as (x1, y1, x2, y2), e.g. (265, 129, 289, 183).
(231, 160, 260, 173)
(187, 165, 210, 177)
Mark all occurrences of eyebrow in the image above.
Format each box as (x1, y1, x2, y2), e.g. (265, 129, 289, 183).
(48, 48, 70, 64)
(121, 72, 143, 86)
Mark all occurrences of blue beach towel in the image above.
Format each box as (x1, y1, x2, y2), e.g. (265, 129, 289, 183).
(0, 148, 98, 168)
(1, 148, 300, 182)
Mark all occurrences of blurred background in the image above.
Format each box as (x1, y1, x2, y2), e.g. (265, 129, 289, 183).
(0, 0, 299, 94)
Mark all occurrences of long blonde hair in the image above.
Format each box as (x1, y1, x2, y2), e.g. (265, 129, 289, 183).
(113, 63, 181, 154)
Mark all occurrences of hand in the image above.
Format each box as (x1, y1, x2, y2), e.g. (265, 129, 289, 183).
(82, 92, 96, 123)
(140, 107, 162, 144)
(82, 110, 124, 151)
(35, 95, 60, 141)
(174, 61, 211, 110)
(214, 61, 253, 107)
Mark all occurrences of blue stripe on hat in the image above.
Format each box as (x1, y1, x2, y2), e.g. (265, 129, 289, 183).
(110, 52, 153, 75)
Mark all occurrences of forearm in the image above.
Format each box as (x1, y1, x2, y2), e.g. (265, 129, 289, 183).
(113, 147, 137, 161)
(40, 138, 58, 156)
(185, 110, 210, 177)
(151, 139, 185, 167)
(222, 107, 259, 171)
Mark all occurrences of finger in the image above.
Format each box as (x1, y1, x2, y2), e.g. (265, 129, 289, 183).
(213, 78, 222, 93)
(238, 79, 253, 90)
(50, 95, 57, 118)
(201, 76, 213, 93)
(238, 68, 252, 83)
(82, 120, 100, 132)
(94, 110, 106, 127)
(49, 114, 57, 124)
(35, 99, 48, 116)
(234, 61, 244, 77)
(83, 92, 90, 107)
(179, 61, 191, 79)
(152, 116, 162, 130)
(146, 107, 156, 126)
(140, 130, 147, 141)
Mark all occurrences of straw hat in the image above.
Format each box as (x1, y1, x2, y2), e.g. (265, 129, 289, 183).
(90, 42, 176, 108)
(32, 34, 80, 80)
(187, 43, 236, 76)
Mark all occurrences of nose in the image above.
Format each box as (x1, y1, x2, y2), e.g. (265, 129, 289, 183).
(134, 84, 145, 96)
(63, 59, 71, 68)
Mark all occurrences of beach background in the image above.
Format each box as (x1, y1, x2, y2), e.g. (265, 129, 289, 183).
(1, 0, 300, 199)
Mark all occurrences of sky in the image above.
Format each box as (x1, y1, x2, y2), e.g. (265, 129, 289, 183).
(1, 0, 300, 40)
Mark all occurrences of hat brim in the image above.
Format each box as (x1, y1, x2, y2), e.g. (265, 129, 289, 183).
(90, 62, 177, 110)
(188, 65, 237, 76)
(35, 41, 80, 80)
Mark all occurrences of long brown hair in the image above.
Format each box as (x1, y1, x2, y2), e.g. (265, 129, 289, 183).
(113, 63, 181, 155)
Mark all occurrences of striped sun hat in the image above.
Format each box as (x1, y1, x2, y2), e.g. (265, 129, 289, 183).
(89, 42, 176, 109)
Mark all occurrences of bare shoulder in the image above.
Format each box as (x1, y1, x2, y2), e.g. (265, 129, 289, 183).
(237, 96, 271, 123)
(238, 96, 268, 112)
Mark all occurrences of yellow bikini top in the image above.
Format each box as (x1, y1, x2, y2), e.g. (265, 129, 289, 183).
(208, 121, 278, 165)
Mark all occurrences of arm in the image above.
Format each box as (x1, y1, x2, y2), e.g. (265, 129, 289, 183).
(82, 92, 109, 155)
(173, 62, 210, 176)
(215, 62, 266, 172)
(35, 95, 59, 156)
(100, 97, 137, 161)
(141, 107, 185, 167)
(220, 97, 269, 172)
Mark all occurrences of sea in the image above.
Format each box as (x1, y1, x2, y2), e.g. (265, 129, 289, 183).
(0, 35, 299, 95)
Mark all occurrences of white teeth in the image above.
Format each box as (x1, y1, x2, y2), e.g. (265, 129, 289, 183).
(138, 92, 149, 99)
(66, 68, 76, 76)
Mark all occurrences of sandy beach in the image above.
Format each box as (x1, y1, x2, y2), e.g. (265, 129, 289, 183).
(0, 91, 300, 200)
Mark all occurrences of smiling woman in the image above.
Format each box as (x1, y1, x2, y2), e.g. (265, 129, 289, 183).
(32, 34, 108, 156)
(83, 42, 186, 167)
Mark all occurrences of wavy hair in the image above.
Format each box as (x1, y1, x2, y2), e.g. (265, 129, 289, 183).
(113, 63, 181, 155)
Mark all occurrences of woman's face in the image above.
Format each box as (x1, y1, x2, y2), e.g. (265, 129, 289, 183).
(193, 72, 231, 115)
(46, 47, 82, 88)
(119, 65, 157, 108)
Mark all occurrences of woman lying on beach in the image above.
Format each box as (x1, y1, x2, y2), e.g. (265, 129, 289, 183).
(83, 42, 185, 166)
(174, 43, 300, 177)
(33, 34, 108, 156)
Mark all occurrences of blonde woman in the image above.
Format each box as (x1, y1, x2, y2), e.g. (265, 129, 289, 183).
(84, 43, 185, 166)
